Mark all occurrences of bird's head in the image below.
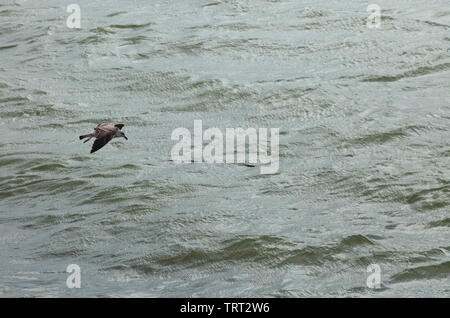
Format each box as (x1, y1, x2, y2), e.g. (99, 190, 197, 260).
(117, 130, 128, 140)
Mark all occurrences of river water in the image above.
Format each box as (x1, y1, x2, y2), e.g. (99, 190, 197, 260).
(0, 0, 449, 297)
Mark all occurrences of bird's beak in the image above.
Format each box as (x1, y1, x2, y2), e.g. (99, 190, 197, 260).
(124, 135, 128, 140)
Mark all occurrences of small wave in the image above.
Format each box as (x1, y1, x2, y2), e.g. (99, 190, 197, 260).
(106, 11, 128, 18)
(109, 23, 152, 30)
(390, 261, 450, 283)
(0, 44, 18, 50)
(406, 185, 449, 211)
(362, 62, 450, 82)
(426, 218, 450, 228)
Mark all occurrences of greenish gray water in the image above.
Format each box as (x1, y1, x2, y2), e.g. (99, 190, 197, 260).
(0, 0, 449, 297)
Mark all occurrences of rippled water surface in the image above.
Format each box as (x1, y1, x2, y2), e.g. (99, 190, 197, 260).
(1, 0, 449, 297)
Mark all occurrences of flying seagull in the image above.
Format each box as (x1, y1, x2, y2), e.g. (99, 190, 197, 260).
(79, 123, 128, 153)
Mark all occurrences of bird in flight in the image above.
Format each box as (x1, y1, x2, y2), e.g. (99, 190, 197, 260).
(79, 123, 128, 153)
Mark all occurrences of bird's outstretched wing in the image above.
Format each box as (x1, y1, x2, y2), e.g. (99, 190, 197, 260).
(96, 123, 115, 132)
(114, 123, 124, 129)
(91, 134, 114, 153)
